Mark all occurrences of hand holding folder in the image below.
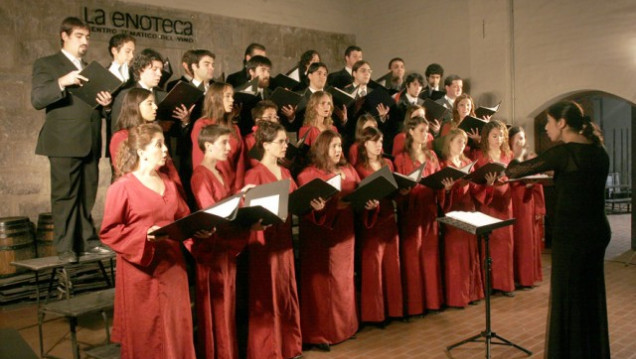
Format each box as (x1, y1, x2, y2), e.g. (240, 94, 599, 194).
(289, 175, 341, 215)
(420, 161, 476, 189)
(150, 179, 290, 241)
(67, 61, 123, 108)
(393, 163, 426, 189)
(342, 166, 398, 210)
(156, 81, 204, 120)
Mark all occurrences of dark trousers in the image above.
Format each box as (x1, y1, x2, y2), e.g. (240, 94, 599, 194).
(49, 155, 100, 254)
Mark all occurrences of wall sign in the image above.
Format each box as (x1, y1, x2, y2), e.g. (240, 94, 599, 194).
(82, 6, 195, 43)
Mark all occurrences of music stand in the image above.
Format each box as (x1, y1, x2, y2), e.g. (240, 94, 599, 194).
(437, 211, 532, 359)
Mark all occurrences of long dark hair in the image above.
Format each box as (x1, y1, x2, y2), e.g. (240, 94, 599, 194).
(201, 82, 234, 130)
(403, 116, 438, 166)
(311, 130, 346, 172)
(116, 88, 153, 130)
(479, 119, 511, 156)
(357, 126, 383, 168)
(547, 100, 604, 146)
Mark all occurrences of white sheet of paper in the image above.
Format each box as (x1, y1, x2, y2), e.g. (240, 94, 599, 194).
(326, 175, 342, 191)
(288, 68, 300, 82)
(408, 168, 423, 181)
(249, 194, 280, 215)
(204, 196, 240, 218)
(446, 211, 501, 227)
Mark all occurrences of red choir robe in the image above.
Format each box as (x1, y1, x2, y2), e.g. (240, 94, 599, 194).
(191, 118, 246, 192)
(243, 163, 302, 359)
(243, 132, 261, 169)
(438, 123, 477, 160)
(471, 151, 515, 293)
(99, 173, 196, 359)
(186, 165, 250, 359)
(394, 151, 444, 313)
(347, 143, 359, 167)
(354, 161, 403, 322)
(296, 165, 375, 345)
(391, 132, 434, 158)
(510, 180, 543, 287)
(109, 129, 185, 198)
(298, 124, 338, 147)
(439, 159, 485, 307)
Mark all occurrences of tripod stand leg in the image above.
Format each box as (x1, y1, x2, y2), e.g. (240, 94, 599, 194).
(447, 332, 485, 351)
(491, 333, 533, 355)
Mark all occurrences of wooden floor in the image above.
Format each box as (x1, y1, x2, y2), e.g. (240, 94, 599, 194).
(1, 214, 634, 359)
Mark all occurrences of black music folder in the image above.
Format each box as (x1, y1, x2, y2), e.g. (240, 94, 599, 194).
(420, 161, 476, 190)
(269, 87, 303, 109)
(234, 77, 259, 93)
(393, 162, 426, 189)
(437, 211, 515, 235)
(326, 86, 356, 108)
(270, 73, 301, 91)
(475, 102, 501, 118)
(68, 61, 123, 108)
(289, 175, 341, 215)
(342, 166, 398, 210)
(419, 89, 445, 101)
(156, 81, 204, 120)
(423, 98, 449, 122)
(236, 179, 290, 226)
(466, 162, 507, 184)
(150, 194, 242, 241)
(458, 116, 489, 134)
(363, 86, 396, 117)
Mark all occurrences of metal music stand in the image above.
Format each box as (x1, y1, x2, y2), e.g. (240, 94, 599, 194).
(438, 212, 532, 359)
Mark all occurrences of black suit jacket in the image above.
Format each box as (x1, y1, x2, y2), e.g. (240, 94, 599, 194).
(226, 68, 249, 88)
(31, 52, 102, 157)
(327, 68, 353, 90)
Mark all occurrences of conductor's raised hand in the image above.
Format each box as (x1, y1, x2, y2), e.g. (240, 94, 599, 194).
(59, 70, 88, 88)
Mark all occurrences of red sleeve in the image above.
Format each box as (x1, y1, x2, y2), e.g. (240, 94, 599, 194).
(109, 130, 127, 168)
(392, 133, 405, 158)
(233, 125, 246, 192)
(99, 179, 157, 267)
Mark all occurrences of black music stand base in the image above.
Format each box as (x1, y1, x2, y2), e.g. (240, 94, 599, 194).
(446, 231, 532, 359)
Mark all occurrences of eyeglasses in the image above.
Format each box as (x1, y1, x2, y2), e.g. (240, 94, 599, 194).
(261, 115, 280, 121)
(357, 68, 373, 74)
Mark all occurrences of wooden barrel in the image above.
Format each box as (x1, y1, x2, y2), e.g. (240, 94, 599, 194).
(36, 212, 56, 258)
(0, 216, 36, 276)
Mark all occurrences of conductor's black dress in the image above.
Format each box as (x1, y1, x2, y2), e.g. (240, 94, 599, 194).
(506, 142, 611, 359)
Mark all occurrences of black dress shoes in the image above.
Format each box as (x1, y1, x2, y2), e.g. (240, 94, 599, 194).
(58, 251, 78, 264)
(313, 343, 330, 352)
(83, 246, 114, 255)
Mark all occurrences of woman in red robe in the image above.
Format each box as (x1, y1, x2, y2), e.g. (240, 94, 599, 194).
(109, 88, 183, 193)
(191, 82, 245, 192)
(297, 130, 378, 351)
(471, 120, 515, 295)
(100, 124, 198, 359)
(394, 116, 444, 314)
(392, 105, 434, 157)
(435, 94, 482, 160)
(243, 100, 280, 169)
(347, 114, 377, 166)
(508, 127, 544, 287)
(354, 127, 403, 324)
(438, 128, 484, 307)
(298, 91, 338, 147)
(187, 124, 253, 359)
(244, 121, 305, 359)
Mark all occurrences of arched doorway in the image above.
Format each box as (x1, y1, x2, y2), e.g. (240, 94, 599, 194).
(531, 91, 634, 259)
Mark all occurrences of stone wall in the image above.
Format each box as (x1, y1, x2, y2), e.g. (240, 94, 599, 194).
(0, 0, 354, 225)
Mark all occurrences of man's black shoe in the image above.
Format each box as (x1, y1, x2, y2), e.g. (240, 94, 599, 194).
(58, 251, 78, 264)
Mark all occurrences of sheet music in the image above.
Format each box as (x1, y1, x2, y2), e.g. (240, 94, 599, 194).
(204, 196, 240, 218)
(446, 211, 501, 227)
(287, 68, 300, 82)
(326, 175, 342, 191)
(409, 167, 423, 181)
(249, 194, 280, 215)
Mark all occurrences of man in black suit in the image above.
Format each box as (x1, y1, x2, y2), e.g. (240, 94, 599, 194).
(435, 74, 463, 113)
(236, 55, 272, 135)
(31, 17, 113, 263)
(165, 50, 196, 92)
(419, 63, 444, 100)
(376, 57, 405, 93)
(226, 43, 266, 88)
(327, 45, 362, 89)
